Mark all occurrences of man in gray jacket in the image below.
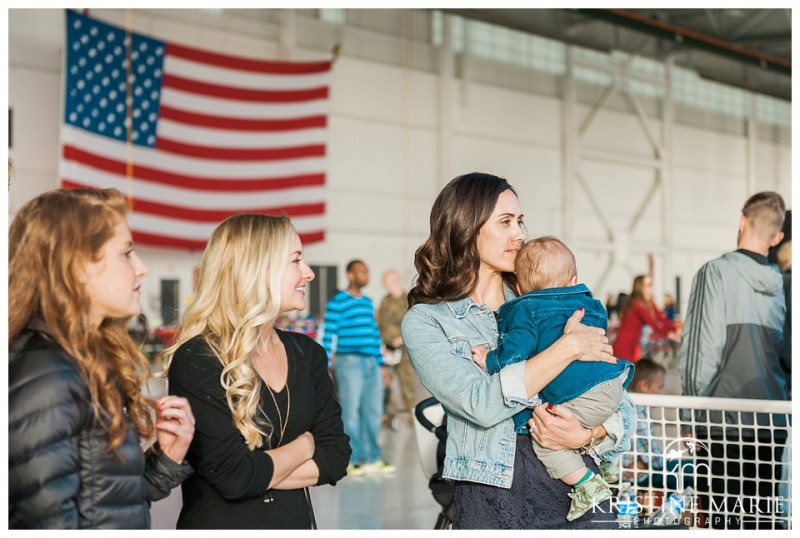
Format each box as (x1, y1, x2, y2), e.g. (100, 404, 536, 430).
(680, 191, 788, 530)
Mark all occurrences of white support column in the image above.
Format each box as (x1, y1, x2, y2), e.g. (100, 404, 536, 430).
(568, 40, 670, 297)
(460, 17, 471, 110)
(437, 13, 453, 189)
(746, 93, 757, 196)
(561, 46, 577, 246)
(400, 10, 413, 270)
(278, 9, 296, 60)
(662, 56, 676, 307)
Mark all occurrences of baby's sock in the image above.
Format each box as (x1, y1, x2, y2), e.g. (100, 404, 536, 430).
(572, 469, 594, 488)
(567, 471, 613, 521)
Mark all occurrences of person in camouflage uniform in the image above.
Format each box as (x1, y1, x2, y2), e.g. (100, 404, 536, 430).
(378, 270, 419, 425)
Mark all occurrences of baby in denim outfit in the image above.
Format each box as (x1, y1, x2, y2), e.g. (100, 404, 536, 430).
(471, 236, 634, 521)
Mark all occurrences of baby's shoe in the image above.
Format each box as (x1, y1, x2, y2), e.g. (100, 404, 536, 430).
(599, 461, 620, 484)
(567, 473, 613, 521)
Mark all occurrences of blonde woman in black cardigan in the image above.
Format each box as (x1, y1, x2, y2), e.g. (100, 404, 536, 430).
(163, 214, 351, 529)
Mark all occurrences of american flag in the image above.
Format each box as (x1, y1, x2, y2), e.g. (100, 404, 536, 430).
(59, 10, 331, 249)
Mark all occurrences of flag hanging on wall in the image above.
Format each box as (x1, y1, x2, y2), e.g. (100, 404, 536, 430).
(59, 9, 331, 249)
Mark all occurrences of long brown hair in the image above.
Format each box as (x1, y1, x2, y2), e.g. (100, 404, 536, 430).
(408, 172, 518, 306)
(620, 274, 652, 320)
(8, 188, 155, 450)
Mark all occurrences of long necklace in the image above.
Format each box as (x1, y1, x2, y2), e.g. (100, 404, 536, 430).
(260, 330, 291, 446)
(265, 380, 291, 446)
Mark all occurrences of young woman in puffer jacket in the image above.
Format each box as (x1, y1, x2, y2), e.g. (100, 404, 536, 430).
(8, 188, 195, 529)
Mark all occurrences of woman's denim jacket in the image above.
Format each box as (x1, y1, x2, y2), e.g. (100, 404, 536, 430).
(401, 286, 636, 488)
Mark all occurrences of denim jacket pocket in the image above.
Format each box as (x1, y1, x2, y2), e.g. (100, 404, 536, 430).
(449, 336, 473, 360)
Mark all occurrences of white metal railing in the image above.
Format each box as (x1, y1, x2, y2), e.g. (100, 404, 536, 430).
(623, 393, 791, 530)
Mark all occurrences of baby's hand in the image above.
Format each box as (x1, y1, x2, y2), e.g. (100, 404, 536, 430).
(470, 345, 489, 371)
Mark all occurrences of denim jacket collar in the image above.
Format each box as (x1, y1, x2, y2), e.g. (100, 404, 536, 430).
(446, 284, 518, 318)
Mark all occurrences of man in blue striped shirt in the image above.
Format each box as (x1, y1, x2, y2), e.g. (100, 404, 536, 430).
(323, 260, 396, 476)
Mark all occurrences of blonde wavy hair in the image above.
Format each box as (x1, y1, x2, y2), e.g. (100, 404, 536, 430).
(161, 214, 294, 449)
(8, 188, 155, 451)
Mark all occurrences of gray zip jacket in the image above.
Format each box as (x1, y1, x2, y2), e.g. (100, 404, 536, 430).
(680, 250, 788, 401)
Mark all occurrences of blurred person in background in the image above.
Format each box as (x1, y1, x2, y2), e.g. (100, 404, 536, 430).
(613, 274, 680, 362)
(662, 293, 677, 322)
(622, 357, 694, 492)
(322, 259, 395, 476)
(768, 209, 791, 399)
(378, 269, 419, 428)
(680, 191, 788, 529)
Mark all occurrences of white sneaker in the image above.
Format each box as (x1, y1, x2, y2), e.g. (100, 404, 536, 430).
(362, 460, 396, 474)
(346, 464, 366, 476)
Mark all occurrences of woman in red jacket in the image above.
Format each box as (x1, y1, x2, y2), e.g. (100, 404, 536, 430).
(613, 275, 680, 362)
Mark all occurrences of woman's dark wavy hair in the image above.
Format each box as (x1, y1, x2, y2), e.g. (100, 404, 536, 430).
(408, 172, 518, 306)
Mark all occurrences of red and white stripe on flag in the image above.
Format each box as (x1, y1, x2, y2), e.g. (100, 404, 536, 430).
(59, 9, 331, 249)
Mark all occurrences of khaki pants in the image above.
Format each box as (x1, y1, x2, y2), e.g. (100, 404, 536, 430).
(534, 375, 624, 480)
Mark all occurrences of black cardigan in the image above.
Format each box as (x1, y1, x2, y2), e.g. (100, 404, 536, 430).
(168, 329, 350, 529)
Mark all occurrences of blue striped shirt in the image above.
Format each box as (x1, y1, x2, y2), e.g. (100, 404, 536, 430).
(322, 290, 382, 360)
